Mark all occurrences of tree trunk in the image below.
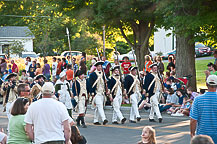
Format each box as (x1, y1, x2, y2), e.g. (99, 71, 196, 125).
(120, 20, 153, 70)
(176, 34, 197, 91)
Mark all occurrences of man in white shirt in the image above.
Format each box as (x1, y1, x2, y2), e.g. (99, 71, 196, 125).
(25, 82, 71, 144)
(52, 57, 58, 83)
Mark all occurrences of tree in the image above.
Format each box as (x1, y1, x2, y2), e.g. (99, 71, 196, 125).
(63, 0, 158, 69)
(156, 0, 217, 90)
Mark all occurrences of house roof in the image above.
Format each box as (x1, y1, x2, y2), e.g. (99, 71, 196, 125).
(0, 26, 35, 38)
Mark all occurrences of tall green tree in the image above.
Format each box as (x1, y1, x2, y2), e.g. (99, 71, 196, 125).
(63, 0, 157, 69)
(156, 0, 217, 90)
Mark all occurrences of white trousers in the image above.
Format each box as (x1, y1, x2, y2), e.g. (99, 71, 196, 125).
(93, 94, 106, 123)
(78, 97, 86, 114)
(149, 92, 162, 119)
(112, 96, 124, 122)
(130, 93, 140, 121)
(6, 102, 12, 120)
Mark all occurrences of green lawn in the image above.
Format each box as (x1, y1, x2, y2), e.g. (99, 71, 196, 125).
(164, 56, 214, 89)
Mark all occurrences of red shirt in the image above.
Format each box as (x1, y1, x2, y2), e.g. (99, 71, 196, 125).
(66, 69, 74, 80)
(12, 63, 18, 73)
(57, 62, 62, 75)
(121, 62, 131, 74)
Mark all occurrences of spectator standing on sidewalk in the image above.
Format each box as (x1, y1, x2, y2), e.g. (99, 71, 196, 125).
(190, 75, 217, 143)
(25, 82, 71, 144)
(42, 59, 51, 81)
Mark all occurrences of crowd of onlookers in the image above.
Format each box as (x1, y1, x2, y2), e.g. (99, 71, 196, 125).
(1, 49, 217, 144)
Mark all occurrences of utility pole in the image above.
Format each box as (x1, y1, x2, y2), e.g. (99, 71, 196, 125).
(103, 25, 105, 56)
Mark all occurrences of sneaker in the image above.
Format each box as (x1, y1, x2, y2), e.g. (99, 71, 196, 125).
(171, 113, 184, 117)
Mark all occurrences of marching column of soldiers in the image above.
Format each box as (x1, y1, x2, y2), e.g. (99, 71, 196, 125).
(1, 56, 164, 128)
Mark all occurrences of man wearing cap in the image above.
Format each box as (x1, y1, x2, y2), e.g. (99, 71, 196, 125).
(124, 66, 143, 123)
(25, 82, 71, 144)
(190, 75, 217, 143)
(108, 65, 127, 124)
(89, 61, 109, 125)
(121, 56, 131, 78)
(72, 70, 90, 128)
(55, 71, 73, 117)
(1, 73, 18, 119)
(144, 63, 163, 123)
(30, 74, 45, 101)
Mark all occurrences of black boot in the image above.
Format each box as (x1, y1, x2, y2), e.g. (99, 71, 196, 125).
(80, 116, 87, 128)
(76, 116, 81, 126)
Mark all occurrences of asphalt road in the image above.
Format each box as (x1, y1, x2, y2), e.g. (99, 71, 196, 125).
(0, 105, 191, 144)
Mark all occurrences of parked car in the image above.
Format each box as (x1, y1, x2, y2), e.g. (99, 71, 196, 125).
(0, 54, 7, 59)
(118, 50, 136, 62)
(161, 49, 176, 60)
(60, 51, 82, 57)
(195, 43, 212, 57)
(21, 52, 38, 58)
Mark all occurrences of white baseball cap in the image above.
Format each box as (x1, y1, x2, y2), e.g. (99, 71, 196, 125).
(42, 82, 55, 95)
(206, 75, 217, 85)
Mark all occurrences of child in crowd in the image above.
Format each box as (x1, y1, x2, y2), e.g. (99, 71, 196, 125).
(8, 64, 12, 73)
(70, 126, 87, 144)
(159, 88, 179, 113)
(35, 63, 43, 75)
(2, 70, 8, 81)
(66, 64, 74, 84)
(20, 70, 28, 82)
(187, 87, 198, 102)
(171, 96, 191, 116)
(164, 79, 172, 89)
(138, 126, 156, 144)
(169, 89, 185, 115)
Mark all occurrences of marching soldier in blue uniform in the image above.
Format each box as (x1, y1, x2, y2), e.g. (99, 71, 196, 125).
(108, 65, 127, 124)
(124, 66, 144, 123)
(144, 63, 163, 123)
(89, 61, 109, 125)
(72, 70, 90, 128)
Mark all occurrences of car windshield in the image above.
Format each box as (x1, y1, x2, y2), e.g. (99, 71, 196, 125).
(0, 55, 5, 58)
(195, 43, 205, 48)
(65, 52, 80, 56)
(22, 54, 37, 58)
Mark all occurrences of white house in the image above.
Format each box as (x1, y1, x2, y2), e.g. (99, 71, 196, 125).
(0, 26, 35, 55)
(154, 28, 176, 53)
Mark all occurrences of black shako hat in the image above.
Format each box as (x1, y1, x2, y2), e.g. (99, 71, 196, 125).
(5, 73, 17, 80)
(75, 70, 84, 77)
(110, 65, 120, 71)
(149, 63, 158, 68)
(94, 61, 104, 67)
(129, 66, 137, 71)
(34, 74, 46, 80)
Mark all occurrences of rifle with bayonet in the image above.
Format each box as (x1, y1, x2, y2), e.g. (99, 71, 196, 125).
(96, 47, 109, 94)
(66, 27, 78, 109)
(114, 46, 124, 91)
(131, 47, 143, 87)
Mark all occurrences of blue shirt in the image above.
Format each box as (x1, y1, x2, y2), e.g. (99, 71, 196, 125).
(190, 92, 217, 143)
